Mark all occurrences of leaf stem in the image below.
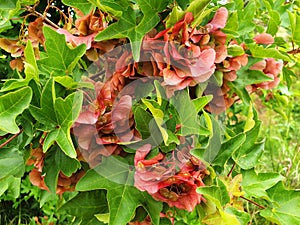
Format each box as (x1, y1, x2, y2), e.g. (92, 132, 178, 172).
(0, 129, 23, 149)
(240, 196, 266, 209)
(227, 162, 236, 177)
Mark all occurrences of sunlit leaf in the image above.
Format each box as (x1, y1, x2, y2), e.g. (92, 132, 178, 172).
(260, 182, 300, 225)
(38, 26, 86, 76)
(0, 86, 32, 134)
(197, 178, 230, 209)
(62, 0, 93, 15)
(95, 0, 170, 60)
(241, 170, 284, 200)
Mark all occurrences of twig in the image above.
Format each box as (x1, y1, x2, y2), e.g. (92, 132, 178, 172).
(240, 196, 266, 209)
(227, 162, 236, 177)
(24, 6, 60, 29)
(287, 48, 300, 55)
(0, 129, 23, 149)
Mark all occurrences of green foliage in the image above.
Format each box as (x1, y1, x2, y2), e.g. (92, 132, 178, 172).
(94, 0, 170, 60)
(0, 87, 32, 134)
(241, 170, 284, 200)
(0, 148, 24, 198)
(43, 146, 81, 193)
(76, 157, 163, 225)
(260, 182, 300, 225)
(29, 79, 83, 158)
(59, 190, 108, 218)
(39, 26, 86, 76)
(62, 0, 93, 15)
(0, 0, 299, 224)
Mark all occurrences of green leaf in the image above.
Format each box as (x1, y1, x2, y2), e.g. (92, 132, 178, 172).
(142, 99, 179, 146)
(133, 105, 153, 139)
(87, 0, 127, 17)
(212, 133, 246, 168)
(76, 156, 163, 225)
(38, 26, 86, 76)
(95, 213, 110, 224)
(175, 0, 189, 10)
(24, 40, 39, 81)
(241, 170, 284, 200)
(244, 104, 255, 132)
(0, 148, 24, 179)
(154, 80, 167, 106)
(193, 112, 222, 163)
(192, 95, 213, 113)
(166, 0, 212, 28)
(227, 45, 245, 57)
(170, 90, 200, 136)
(186, 0, 212, 27)
(59, 190, 108, 217)
(224, 207, 251, 225)
(232, 121, 265, 170)
(0, 79, 30, 93)
(62, 0, 93, 15)
(0, 0, 29, 33)
(237, 140, 265, 170)
(43, 145, 81, 193)
(227, 82, 251, 106)
(30, 78, 56, 128)
(166, 6, 185, 28)
(263, 1, 281, 35)
(54, 76, 94, 89)
(260, 182, 300, 225)
(247, 43, 290, 61)
(197, 178, 230, 209)
(74, 216, 106, 225)
(202, 209, 240, 225)
(0, 175, 21, 198)
(236, 1, 256, 35)
(30, 79, 83, 158)
(288, 10, 300, 46)
(236, 69, 273, 86)
(0, 86, 32, 134)
(95, 0, 170, 60)
(223, 11, 239, 37)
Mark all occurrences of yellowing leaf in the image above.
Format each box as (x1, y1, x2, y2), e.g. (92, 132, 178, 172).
(202, 209, 240, 225)
(24, 40, 38, 81)
(244, 104, 255, 132)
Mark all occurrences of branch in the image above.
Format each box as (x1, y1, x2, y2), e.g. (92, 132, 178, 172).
(287, 48, 300, 55)
(240, 196, 266, 209)
(227, 162, 236, 177)
(0, 130, 23, 149)
(24, 6, 60, 29)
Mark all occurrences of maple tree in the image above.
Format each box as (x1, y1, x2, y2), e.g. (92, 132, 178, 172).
(0, 0, 300, 224)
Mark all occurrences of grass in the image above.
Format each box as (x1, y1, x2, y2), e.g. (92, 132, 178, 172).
(256, 81, 300, 190)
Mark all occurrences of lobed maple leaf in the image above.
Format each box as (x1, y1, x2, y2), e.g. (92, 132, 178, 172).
(76, 156, 163, 225)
